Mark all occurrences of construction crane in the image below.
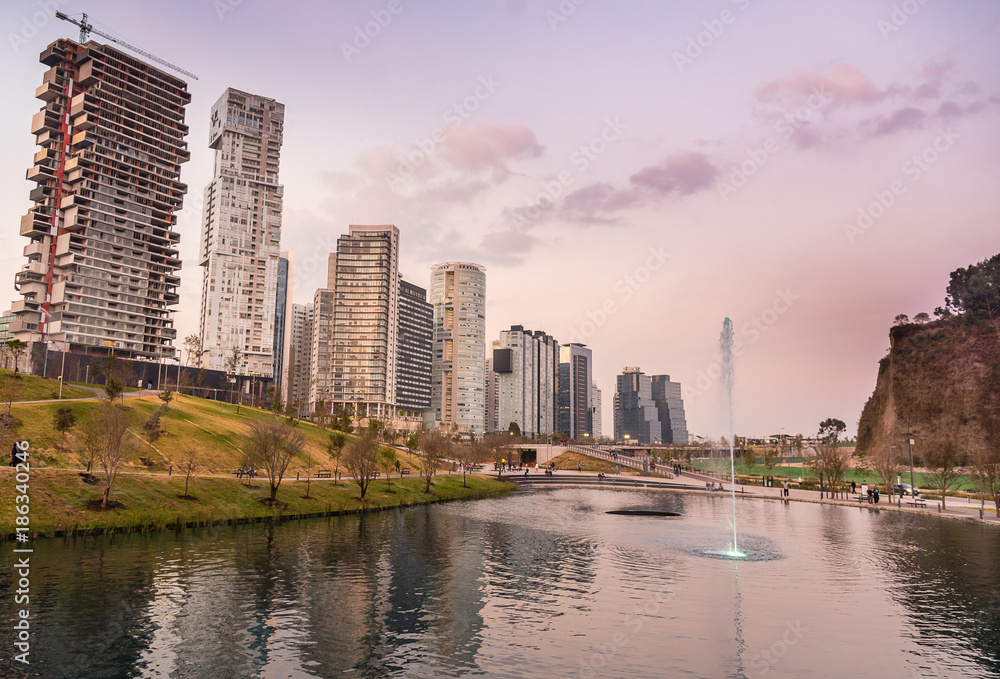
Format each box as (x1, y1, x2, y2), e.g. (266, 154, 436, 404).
(54, 11, 198, 81)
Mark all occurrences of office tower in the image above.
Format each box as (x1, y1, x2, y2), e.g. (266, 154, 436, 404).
(592, 381, 602, 440)
(396, 279, 432, 415)
(485, 355, 499, 433)
(288, 302, 313, 415)
(273, 252, 293, 403)
(198, 88, 284, 383)
(11, 38, 190, 358)
(430, 262, 486, 433)
(614, 367, 662, 443)
(650, 374, 689, 444)
(558, 343, 593, 439)
(309, 286, 334, 414)
(492, 325, 559, 437)
(326, 225, 400, 418)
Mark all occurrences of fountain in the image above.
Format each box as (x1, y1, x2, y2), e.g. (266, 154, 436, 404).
(719, 317, 746, 559)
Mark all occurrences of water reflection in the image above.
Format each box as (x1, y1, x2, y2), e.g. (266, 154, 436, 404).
(0, 489, 997, 678)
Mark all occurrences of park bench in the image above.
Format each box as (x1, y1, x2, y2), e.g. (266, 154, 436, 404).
(857, 494, 868, 503)
(373, 470, 380, 477)
(907, 498, 928, 508)
(401, 467, 410, 475)
(316, 469, 331, 478)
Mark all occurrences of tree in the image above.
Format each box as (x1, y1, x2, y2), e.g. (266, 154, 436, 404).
(743, 446, 757, 475)
(53, 405, 76, 449)
(811, 444, 851, 499)
(893, 314, 910, 326)
(378, 446, 397, 491)
(344, 432, 379, 500)
(818, 419, 847, 444)
(327, 431, 348, 484)
(405, 432, 421, 472)
(266, 385, 283, 414)
(763, 446, 777, 474)
(302, 450, 315, 499)
(971, 447, 1000, 515)
(245, 417, 304, 502)
(913, 312, 931, 324)
(179, 447, 200, 498)
(183, 333, 206, 368)
(869, 445, 900, 495)
(367, 418, 384, 441)
(455, 439, 489, 488)
(417, 429, 451, 493)
(7, 339, 26, 376)
(313, 398, 330, 429)
(508, 421, 521, 437)
(482, 433, 510, 473)
(142, 410, 162, 445)
(225, 346, 242, 413)
(925, 440, 968, 510)
(157, 389, 174, 410)
(941, 252, 1000, 321)
(104, 376, 124, 401)
(86, 400, 136, 506)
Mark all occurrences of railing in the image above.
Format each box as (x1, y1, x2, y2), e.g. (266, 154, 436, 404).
(565, 444, 676, 478)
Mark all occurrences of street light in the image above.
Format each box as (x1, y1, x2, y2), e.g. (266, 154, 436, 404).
(906, 420, 915, 497)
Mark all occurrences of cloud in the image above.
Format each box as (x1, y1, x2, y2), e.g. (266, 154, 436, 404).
(440, 122, 544, 174)
(861, 107, 927, 137)
(630, 151, 719, 196)
(751, 63, 895, 115)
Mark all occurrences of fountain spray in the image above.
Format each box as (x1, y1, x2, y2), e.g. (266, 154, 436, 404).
(720, 318, 745, 558)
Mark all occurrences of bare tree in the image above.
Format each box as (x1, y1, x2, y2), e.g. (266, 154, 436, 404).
(972, 447, 1000, 514)
(225, 346, 242, 413)
(179, 447, 200, 498)
(417, 429, 451, 493)
(925, 440, 968, 510)
(343, 432, 379, 499)
(378, 446, 397, 491)
(869, 444, 900, 495)
(302, 450, 315, 499)
(183, 333, 206, 368)
(327, 431, 348, 484)
(455, 439, 490, 487)
(7, 340, 26, 376)
(245, 417, 304, 502)
(88, 400, 136, 506)
(482, 433, 511, 474)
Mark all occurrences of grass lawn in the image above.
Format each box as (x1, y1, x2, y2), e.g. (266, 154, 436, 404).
(0, 369, 94, 401)
(551, 450, 641, 474)
(0, 469, 514, 537)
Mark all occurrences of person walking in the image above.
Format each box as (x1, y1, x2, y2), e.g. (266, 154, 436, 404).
(851, 480, 857, 494)
(783, 480, 789, 497)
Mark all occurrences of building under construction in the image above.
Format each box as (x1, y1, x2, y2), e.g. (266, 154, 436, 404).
(10, 36, 190, 361)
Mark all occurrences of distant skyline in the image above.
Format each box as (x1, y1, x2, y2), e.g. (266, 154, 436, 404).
(1, 0, 997, 438)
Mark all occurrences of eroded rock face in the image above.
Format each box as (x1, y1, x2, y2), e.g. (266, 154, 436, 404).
(857, 319, 1000, 457)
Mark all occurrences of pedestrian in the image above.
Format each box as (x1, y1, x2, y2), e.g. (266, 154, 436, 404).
(783, 480, 789, 497)
(578, 462, 582, 472)
(10, 443, 18, 467)
(851, 480, 857, 494)
(873, 486, 880, 504)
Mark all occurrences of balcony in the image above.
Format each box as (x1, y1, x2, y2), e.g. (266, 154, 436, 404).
(73, 111, 97, 131)
(30, 109, 59, 136)
(26, 163, 55, 183)
(19, 209, 50, 239)
(22, 241, 46, 258)
(35, 80, 62, 102)
(71, 130, 95, 149)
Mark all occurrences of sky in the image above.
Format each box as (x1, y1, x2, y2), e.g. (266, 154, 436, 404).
(1, 0, 998, 440)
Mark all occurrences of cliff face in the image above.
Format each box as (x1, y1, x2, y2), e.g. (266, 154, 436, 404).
(857, 320, 1000, 456)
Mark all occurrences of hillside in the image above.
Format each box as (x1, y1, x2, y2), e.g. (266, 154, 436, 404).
(857, 319, 1000, 457)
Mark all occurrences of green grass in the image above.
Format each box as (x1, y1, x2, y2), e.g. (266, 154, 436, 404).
(0, 470, 514, 538)
(0, 369, 94, 401)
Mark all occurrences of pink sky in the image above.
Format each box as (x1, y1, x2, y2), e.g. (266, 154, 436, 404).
(1, 0, 997, 438)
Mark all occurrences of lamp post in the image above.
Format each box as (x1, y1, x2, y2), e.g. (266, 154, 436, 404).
(906, 420, 915, 496)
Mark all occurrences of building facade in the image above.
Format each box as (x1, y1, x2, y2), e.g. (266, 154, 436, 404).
(430, 262, 486, 433)
(288, 302, 313, 415)
(11, 38, 190, 359)
(558, 343, 593, 439)
(592, 381, 603, 440)
(198, 88, 284, 382)
(650, 374, 689, 444)
(272, 252, 292, 401)
(396, 278, 432, 415)
(614, 367, 662, 443)
(492, 325, 559, 437)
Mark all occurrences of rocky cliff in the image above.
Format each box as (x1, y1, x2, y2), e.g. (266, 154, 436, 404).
(857, 319, 1000, 457)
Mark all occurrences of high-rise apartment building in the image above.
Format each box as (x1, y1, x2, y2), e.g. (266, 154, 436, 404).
(325, 225, 400, 418)
(309, 287, 334, 413)
(485, 356, 499, 433)
(11, 38, 190, 357)
(396, 279, 432, 415)
(492, 325, 559, 437)
(273, 252, 293, 402)
(288, 302, 313, 413)
(650, 374, 689, 444)
(614, 367, 662, 443)
(198, 88, 284, 382)
(430, 262, 486, 433)
(558, 343, 593, 439)
(592, 381, 603, 440)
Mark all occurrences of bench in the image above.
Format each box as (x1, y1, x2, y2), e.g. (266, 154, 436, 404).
(373, 470, 380, 477)
(907, 498, 928, 508)
(856, 494, 868, 503)
(316, 469, 331, 478)
(401, 467, 410, 475)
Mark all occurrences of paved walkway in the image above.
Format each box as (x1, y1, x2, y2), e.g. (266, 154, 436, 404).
(15, 387, 161, 405)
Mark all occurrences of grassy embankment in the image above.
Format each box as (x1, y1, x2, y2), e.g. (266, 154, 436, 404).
(0, 380, 515, 536)
(550, 451, 642, 475)
(0, 369, 94, 401)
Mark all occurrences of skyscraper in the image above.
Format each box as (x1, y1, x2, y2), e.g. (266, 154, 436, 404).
(11, 38, 190, 358)
(288, 302, 313, 415)
(492, 325, 559, 437)
(592, 381, 603, 440)
(614, 367, 662, 443)
(430, 262, 486, 433)
(198, 88, 284, 383)
(396, 279, 432, 415)
(650, 374, 689, 444)
(558, 343, 593, 439)
(273, 252, 292, 402)
(326, 225, 400, 418)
